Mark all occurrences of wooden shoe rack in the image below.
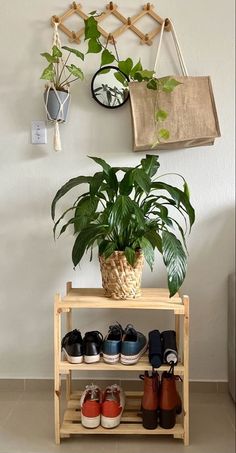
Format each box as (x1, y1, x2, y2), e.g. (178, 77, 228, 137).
(54, 283, 190, 445)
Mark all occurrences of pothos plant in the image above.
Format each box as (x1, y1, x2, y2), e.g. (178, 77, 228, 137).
(51, 155, 195, 297)
(84, 13, 181, 145)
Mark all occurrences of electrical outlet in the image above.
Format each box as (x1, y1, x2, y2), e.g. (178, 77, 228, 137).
(31, 121, 47, 144)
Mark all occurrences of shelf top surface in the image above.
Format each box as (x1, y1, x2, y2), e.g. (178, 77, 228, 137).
(56, 287, 186, 313)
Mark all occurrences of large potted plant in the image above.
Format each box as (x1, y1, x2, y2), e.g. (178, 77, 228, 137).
(51, 155, 195, 299)
(40, 44, 84, 122)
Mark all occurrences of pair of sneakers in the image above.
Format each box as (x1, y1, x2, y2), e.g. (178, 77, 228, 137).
(103, 323, 148, 365)
(80, 383, 125, 429)
(61, 329, 103, 364)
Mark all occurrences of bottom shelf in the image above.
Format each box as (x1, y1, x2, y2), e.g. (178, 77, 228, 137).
(60, 391, 184, 438)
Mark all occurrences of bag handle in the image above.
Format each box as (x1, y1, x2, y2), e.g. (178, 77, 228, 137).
(154, 18, 189, 77)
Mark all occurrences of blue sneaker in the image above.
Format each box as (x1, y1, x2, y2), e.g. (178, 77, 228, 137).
(102, 323, 123, 364)
(121, 324, 148, 365)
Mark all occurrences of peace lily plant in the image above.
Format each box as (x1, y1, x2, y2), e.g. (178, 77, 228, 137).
(51, 155, 195, 297)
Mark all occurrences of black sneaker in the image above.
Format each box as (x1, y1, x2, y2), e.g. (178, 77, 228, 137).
(61, 329, 83, 364)
(83, 331, 103, 363)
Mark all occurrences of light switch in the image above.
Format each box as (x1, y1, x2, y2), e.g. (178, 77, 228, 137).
(31, 121, 47, 144)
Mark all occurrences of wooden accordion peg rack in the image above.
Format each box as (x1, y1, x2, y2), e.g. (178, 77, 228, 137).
(51, 2, 171, 46)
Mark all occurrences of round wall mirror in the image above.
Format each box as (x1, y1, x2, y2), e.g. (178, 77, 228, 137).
(91, 65, 130, 109)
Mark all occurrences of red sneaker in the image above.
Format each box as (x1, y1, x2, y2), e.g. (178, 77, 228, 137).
(80, 384, 102, 428)
(101, 384, 125, 428)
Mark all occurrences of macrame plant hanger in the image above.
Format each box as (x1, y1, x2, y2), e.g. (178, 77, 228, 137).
(44, 19, 70, 151)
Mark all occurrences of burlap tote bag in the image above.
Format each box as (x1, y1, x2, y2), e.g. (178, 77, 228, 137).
(129, 19, 221, 151)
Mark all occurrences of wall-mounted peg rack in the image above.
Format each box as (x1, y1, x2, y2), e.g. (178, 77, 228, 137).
(51, 2, 171, 46)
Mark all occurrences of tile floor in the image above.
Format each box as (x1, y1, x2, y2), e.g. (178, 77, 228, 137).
(0, 387, 235, 453)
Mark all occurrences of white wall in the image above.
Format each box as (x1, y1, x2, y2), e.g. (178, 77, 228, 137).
(0, 0, 234, 380)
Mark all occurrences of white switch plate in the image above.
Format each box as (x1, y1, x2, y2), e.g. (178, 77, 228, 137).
(31, 121, 47, 144)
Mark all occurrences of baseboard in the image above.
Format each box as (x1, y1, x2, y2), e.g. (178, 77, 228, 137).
(0, 378, 229, 393)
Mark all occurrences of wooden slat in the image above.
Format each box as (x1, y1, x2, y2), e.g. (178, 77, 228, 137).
(60, 422, 184, 435)
(59, 355, 184, 373)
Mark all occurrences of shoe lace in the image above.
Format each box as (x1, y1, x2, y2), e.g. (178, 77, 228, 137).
(108, 322, 123, 336)
(105, 384, 120, 402)
(80, 383, 100, 406)
(124, 323, 137, 337)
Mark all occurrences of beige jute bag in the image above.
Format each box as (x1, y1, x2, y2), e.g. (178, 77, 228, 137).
(129, 19, 221, 151)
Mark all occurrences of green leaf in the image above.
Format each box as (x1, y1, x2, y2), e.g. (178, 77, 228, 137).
(158, 129, 170, 140)
(89, 172, 104, 196)
(40, 52, 57, 63)
(160, 77, 182, 93)
(151, 181, 195, 228)
(135, 69, 155, 81)
(144, 230, 162, 253)
(88, 156, 111, 175)
(119, 170, 133, 196)
(101, 49, 115, 66)
(51, 175, 91, 220)
(114, 71, 128, 86)
(40, 63, 54, 81)
(52, 45, 62, 58)
(66, 64, 84, 79)
(162, 231, 187, 297)
(89, 10, 97, 15)
(140, 237, 154, 270)
(108, 195, 134, 228)
(130, 60, 143, 78)
(84, 16, 101, 40)
(62, 46, 84, 61)
(133, 169, 151, 194)
(147, 79, 157, 90)
(87, 38, 102, 54)
(118, 58, 133, 77)
(99, 68, 111, 75)
(184, 181, 190, 199)
(74, 196, 99, 232)
(72, 224, 109, 267)
(124, 246, 136, 266)
(141, 155, 160, 177)
(155, 109, 168, 122)
(99, 240, 117, 258)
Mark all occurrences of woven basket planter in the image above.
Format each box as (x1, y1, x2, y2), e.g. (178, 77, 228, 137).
(99, 250, 144, 300)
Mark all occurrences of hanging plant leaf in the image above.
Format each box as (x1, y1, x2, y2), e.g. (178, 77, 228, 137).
(87, 38, 102, 54)
(62, 46, 84, 61)
(85, 16, 101, 40)
(101, 49, 115, 66)
(156, 110, 168, 122)
(66, 65, 84, 79)
(52, 45, 62, 58)
(158, 129, 170, 140)
(118, 58, 133, 77)
(40, 63, 54, 81)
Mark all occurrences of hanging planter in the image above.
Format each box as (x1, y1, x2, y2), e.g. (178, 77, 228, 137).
(44, 87, 70, 122)
(40, 21, 84, 151)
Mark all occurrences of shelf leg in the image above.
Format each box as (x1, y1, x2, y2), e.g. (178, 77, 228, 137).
(54, 294, 62, 445)
(183, 295, 190, 446)
(66, 308, 72, 400)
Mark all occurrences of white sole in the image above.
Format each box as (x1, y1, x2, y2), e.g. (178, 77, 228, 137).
(84, 354, 101, 363)
(120, 343, 148, 365)
(81, 413, 100, 428)
(62, 348, 83, 364)
(101, 391, 125, 428)
(103, 353, 120, 364)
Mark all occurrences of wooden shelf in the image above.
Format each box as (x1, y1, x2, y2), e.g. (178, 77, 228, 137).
(59, 355, 185, 374)
(57, 288, 184, 314)
(54, 284, 189, 445)
(60, 392, 184, 438)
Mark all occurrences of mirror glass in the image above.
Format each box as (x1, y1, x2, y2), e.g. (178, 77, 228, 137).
(91, 65, 130, 109)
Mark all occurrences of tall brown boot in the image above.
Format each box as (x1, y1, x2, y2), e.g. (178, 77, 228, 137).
(159, 366, 182, 429)
(140, 371, 159, 429)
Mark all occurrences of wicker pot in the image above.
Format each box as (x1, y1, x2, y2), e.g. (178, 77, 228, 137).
(99, 250, 144, 300)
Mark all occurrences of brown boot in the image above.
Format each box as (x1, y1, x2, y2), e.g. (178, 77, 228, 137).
(159, 366, 182, 429)
(140, 371, 159, 429)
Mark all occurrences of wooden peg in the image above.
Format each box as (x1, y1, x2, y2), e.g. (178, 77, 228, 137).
(147, 3, 151, 10)
(52, 15, 60, 24)
(164, 18, 172, 31)
(109, 1, 114, 10)
(72, 31, 77, 40)
(145, 33, 149, 41)
(127, 17, 132, 25)
(72, 1, 77, 9)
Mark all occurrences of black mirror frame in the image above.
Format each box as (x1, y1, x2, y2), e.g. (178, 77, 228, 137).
(91, 65, 130, 110)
